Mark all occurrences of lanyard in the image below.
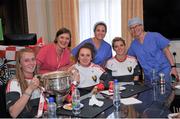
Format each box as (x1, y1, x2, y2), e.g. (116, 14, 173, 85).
(56, 50, 64, 70)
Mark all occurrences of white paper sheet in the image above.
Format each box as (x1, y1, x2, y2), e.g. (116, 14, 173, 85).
(119, 82, 134, 86)
(100, 90, 114, 96)
(120, 97, 142, 105)
(175, 85, 180, 89)
(168, 113, 180, 119)
(100, 88, 125, 96)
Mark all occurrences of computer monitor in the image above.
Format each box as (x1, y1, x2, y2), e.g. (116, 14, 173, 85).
(143, 0, 180, 40)
(3, 33, 37, 46)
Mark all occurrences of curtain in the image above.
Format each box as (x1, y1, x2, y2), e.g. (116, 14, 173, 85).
(48, 0, 79, 48)
(121, 0, 143, 48)
(27, 0, 142, 48)
(26, 0, 49, 44)
(79, 0, 121, 47)
(26, 0, 79, 48)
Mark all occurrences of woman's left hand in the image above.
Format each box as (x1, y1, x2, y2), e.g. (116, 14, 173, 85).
(29, 77, 40, 91)
(92, 86, 98, 94)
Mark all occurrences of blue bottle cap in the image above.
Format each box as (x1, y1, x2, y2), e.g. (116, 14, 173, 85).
(114, 79, 118, 83)
(49, 97, 55, 103)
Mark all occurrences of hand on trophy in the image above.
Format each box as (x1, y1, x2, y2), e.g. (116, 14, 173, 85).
(68, 66, 80, 86)
(91, 86, 98, 95)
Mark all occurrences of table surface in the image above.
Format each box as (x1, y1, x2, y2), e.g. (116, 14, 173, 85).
(55, 84, 155, 118)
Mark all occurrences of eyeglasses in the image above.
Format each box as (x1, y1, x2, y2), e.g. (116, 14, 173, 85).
(129, 24, 141, 31)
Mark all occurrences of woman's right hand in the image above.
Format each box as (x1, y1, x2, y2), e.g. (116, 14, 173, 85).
(28, 77, 40, 92)
(68, 66, 80, 84)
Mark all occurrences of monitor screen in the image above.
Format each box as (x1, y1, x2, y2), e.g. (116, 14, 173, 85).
(3, 33, 37, 46)
(143, 0, 180, 40)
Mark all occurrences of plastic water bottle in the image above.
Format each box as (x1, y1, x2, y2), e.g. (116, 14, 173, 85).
(151, 69, 157, 85)
(72, 87, 81, 115)
(113, 79, 121, 111)
(48, 97, 57, 118)
(159, 73, 165, 95)
(151, 69, 157, 101)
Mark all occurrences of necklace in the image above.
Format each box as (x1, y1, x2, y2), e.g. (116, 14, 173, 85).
(56, 45, 64, 70)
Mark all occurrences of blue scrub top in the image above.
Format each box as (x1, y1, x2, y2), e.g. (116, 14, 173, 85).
(72, 38, 112, 66)
(128, 32, 171, 80)
(128, 32, 172, 115)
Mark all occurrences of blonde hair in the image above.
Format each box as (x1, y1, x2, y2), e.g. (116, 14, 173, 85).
(15, 48, 36, 93)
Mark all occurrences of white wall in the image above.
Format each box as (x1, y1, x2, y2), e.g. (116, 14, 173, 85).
(169, 41, 180, 63)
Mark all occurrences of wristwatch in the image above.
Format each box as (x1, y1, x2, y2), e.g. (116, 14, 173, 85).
(171, 65, 176, 68)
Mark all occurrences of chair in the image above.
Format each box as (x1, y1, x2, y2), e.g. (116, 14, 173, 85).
(170, 95, 180, 113)
(0, 33, 37, 117)
(3, 33, 37, 46)
(0, 57, 11, 118)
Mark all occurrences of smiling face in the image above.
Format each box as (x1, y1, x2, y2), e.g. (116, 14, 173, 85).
(56, 33, 71, 49)
(94, 25, 106, 40)
(78, 48, 92, 67)
(20, 52, 36, 77)
(113, 40, 126, 56)
(129, 24, 144, 39)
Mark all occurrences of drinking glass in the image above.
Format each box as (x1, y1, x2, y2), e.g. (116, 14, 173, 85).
(151, 69, 158, 101)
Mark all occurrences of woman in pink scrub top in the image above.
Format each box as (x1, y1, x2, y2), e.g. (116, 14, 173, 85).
(36, 27, 73, 74)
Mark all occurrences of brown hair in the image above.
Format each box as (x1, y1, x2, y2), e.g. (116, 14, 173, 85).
(15, 48, 37, 93)
(54, 27, 71, 47)
(112, 37, 126, 49)
(75, 43, 96, 63)
(93, 22, 107, 33)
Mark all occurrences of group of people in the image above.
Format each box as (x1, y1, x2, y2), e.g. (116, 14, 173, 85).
(5, 17, 179, 118)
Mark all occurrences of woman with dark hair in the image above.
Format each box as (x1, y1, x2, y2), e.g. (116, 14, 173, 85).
(6, 48, 41, 118)
(36, 27, 73, 74)
(72, 22, 112, 67)
(69, 43, 110, 96)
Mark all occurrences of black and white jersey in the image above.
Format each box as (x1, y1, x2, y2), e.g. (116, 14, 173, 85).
(6, 78, 41, 118)
(106, 55, 140, 82)
(74, 63, 105, 88)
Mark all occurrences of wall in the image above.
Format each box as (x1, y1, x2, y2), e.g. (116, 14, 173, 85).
(170, 41, 180, 63)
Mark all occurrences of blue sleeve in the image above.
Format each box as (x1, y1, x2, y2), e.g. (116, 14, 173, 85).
(107, 46, 112, 59)
(72, 46, 79, 57)
(128, 45, 135, 57)
(155, 33, 170, 50)
(72, 39, 90, 57)
(99, 42, 112, 65)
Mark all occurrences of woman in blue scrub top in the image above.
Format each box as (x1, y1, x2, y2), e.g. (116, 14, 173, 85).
(72, 22, 112, 67)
